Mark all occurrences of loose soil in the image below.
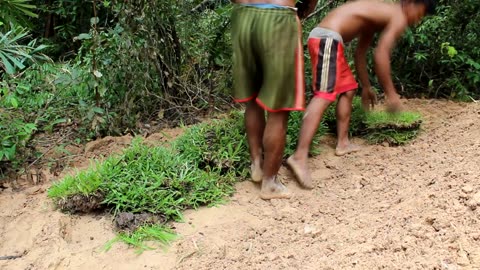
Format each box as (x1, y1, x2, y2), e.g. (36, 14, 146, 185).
(1, 99, 479, 270)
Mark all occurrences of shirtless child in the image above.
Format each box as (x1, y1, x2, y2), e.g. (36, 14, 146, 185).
(287, 0, 436, 189)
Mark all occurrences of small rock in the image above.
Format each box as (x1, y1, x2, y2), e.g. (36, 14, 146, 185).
(303, 224, 321, 236)
(462, 185, 474, 194)
(467, 192, 480, 210)
(303, 225, 315, 234)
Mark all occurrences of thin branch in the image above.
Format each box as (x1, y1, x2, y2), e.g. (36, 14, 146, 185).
(27, 131, 71, 169)
(303, 0, 335, 22)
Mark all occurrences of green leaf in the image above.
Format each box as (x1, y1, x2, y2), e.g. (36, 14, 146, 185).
(4, 52, 26, 69)
(10, 97, 19, 108)
(4, 145, 17, 161)
(76, 33, 92, 40)
(0, 52, 15, 74)
(90, 17, 100, 26)
(93, 107, 105, 114)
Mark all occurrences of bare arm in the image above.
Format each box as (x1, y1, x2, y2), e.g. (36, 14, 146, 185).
(354, 32, 374, 89)
(374, 17, 407, 98)
(355, 31, 377, 110)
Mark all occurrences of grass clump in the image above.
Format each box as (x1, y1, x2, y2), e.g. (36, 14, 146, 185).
(48, 138, 236, 220)
(104, 224, 178, 254)
(363, 129, 420, 145)
(363, 111, 422, 146)
(102, 140, 235, 218)
(48, 162, 105, 199)
(364, 110, 422, 130)
(175, 111, 250, 178)
(319, 96, 422, 145)
(175, 110, 327, 178)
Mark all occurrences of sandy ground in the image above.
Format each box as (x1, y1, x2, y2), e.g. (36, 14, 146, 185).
(1, 99, 480, 270)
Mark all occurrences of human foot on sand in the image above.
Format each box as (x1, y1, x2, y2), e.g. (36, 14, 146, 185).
(335, 144, 361, 156)
(286, 156, 314, 190)
(250, 162, 263, 182)
(260, 178, 292, 200)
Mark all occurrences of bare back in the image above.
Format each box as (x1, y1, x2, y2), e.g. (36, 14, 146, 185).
(319, 0, 406, 42)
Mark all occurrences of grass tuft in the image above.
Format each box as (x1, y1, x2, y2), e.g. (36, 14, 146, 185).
(104, 225, 178, 254)
(48, 161, 106, 199)
(174, 111, 250, 178)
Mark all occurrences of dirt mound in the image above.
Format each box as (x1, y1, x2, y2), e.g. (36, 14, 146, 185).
(1, 99, 479, 270)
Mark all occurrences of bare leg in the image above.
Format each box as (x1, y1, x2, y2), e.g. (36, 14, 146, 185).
(287, 97, 332, 189)
(335, 90, 361, 156)
(259, 110, 291, 200)
(245, 101, 265, 182)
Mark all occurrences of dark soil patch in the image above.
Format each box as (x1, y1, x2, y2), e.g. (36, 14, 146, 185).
(114, 212, 166, 232)
(57, 191, 105, 213)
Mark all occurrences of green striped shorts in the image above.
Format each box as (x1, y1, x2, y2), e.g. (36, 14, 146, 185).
(231, 4, 305, 112)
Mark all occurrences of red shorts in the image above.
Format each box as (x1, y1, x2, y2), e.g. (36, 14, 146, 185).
(308, 37, 358, 101)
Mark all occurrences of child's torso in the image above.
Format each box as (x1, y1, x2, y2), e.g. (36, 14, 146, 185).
(319, 0, 402, 42)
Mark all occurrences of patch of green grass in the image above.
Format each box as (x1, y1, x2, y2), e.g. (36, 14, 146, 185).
(49, 138, 236, 220)
(175, 110, 327, 178)
(104, 225, 178, 254)
(363, 111, 422, 145)
(47, 160, 106, 199)
(364, 111, 422, 129)
(103, 139, 236, 218)
(174, 111, 250, 178)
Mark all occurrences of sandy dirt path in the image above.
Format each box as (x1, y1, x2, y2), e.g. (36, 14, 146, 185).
(1, 99, 479, 270)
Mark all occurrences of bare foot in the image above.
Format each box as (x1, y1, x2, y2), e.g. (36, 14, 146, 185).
(335, 144, 361, 156)
(251, 163, 263, 183)
(286, 156, 314, 189)
(260, 178, 292, 200)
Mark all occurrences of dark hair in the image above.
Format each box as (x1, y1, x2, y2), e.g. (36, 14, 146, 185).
(402, 0, 436, 15)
